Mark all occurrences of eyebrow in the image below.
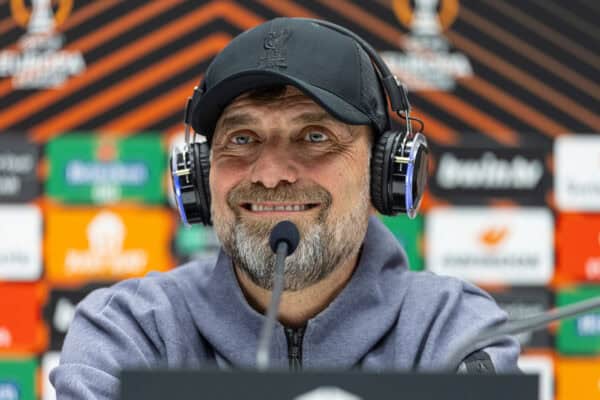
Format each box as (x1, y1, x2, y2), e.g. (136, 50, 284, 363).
(217, 113, 260, 132)
(293, 111, 356, 139)
(215, 110, 346, 140)
(290, 111, 337, 125)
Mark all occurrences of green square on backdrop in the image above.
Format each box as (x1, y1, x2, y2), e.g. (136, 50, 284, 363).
(557, 285, 600, 355)
(0, 358, 37, 400)
(378, 214, 423, 271)
(46, 133, 166, 204)
(174, 224, 220, 259)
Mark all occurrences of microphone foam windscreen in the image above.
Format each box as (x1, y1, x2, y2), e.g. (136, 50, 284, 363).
(269, 220, 300, 255)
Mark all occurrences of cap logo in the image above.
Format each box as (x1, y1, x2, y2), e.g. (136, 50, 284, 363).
(259, 29, 291, 69)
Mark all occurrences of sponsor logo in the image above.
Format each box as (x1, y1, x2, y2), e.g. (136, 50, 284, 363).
(294, 387, 362, 400)
(0, 177, 20, 197)
(66, 161, 149, 186)
(0, 382, 18, 400)
(557, 214, 600, 282)
(382, 0, 472, 91)
(555, 135, 600, 211)
(585, 257, 600, 280)
(0, 327, 11, 348)
(47, 134, 165, 204)
(65, 211, 148, 276)
(46, 206, 172, 283)
(52, 298, 76, 334)
(0, 0, 86, 89)
(0, 283, 45, 352)
(437, 152, 544, 190)
(429, 146, 549, 203)
(576, 314, 600, 337)
(426, 207, 554, 285)
(0, 152, 35, 174)
(259, 29, 291, 69)
(0, 359, 36, 400)
(0, 206, 42, 281)
(65, 160, 150, 203)
(479, 226, 508, 248)
(0, 137, 40, 202)
(558, 286, 600, 354)
(61, 138, 148, 203)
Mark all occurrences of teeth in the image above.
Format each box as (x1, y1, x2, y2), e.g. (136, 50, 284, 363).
(249, 204, 309, 212)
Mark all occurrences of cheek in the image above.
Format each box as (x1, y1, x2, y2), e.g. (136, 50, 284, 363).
(209, 161, 243, 211)
(313, 157, 369, 207)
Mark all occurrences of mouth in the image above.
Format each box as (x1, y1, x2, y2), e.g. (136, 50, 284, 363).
(240, 202, 321, 213)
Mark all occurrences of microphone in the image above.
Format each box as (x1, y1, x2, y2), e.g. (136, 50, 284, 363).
(444, 296, 600, 372)
(256, 221, 300, 370)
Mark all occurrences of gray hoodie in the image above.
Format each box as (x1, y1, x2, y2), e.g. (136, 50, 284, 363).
(51, 216, 519, 399)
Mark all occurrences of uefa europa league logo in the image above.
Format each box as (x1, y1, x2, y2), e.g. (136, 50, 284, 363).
(412, 0, 442, 36)
(2, 0, 85, 88)
(382, 0, 473, 91)
(28, 0, 55, 34)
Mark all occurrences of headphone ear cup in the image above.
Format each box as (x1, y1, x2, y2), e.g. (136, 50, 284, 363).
(191, 142, 212, 225)
(370, 130, 397, 215)
(371, 130, 429, 218)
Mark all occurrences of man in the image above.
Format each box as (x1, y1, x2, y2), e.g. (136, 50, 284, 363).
(51, 17, 519, 398)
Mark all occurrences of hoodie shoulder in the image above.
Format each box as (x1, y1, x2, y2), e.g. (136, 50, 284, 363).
(396, 271, 520, 372)
(51, 258, 218, 400)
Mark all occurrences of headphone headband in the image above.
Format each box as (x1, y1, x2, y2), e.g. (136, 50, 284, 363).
(291, 18, 411, 115)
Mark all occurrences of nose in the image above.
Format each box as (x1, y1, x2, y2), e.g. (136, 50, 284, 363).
(249, 142, 299, 188)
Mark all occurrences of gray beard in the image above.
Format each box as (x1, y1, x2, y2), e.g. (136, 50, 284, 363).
(226, 211, 362, 291)
(212, 180, 370, 291)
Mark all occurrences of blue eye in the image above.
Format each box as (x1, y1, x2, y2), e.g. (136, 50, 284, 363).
(305, 131, 329, 143)
(231, 135, 254, 145)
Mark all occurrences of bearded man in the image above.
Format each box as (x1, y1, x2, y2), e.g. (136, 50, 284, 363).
(51, 18, 519, 399)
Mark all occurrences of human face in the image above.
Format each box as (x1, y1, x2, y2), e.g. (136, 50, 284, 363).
(210, 86, 372, 291)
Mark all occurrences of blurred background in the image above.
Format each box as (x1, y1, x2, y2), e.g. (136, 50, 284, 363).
(0, 0, 599, 399)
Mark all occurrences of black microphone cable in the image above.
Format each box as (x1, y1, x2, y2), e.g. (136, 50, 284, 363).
(256, 220, 300, 370)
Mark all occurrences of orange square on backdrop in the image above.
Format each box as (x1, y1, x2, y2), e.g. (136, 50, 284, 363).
(557, 214, 600, 282)
(556, 357, 600, 400)
(45, 205, 174, 285)
(0, 282, 47, 353)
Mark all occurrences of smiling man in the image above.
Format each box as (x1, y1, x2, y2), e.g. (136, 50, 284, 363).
(51, 18, 519, 399)
(210, 85, 373, 326)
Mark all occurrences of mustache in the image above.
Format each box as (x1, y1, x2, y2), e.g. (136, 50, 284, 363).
(227, 182, 332, 208)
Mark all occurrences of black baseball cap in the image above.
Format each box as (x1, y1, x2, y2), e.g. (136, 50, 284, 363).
(190, 18, 389, 143)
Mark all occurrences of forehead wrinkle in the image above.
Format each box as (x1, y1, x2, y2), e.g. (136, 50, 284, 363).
(290, 111, 338, 126)
(217, 112, 260, 132)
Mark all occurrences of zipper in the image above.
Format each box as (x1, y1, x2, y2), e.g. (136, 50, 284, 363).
(284, 326, 305, 372)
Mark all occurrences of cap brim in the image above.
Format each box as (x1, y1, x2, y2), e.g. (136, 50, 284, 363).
(191, 70, 371, 142)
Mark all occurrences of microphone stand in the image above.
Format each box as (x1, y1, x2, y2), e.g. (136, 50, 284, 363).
(444, 296, 600, 372)
(255, 220, 300, 370)
(256, 241, 288, 370)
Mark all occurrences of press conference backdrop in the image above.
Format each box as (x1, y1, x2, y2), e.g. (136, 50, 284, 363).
(0, 0, 598, 399)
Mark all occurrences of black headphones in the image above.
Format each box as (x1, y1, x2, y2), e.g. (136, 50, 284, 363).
(170, 18, 429, 226)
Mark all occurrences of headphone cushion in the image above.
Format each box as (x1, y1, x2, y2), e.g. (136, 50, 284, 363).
(192, 142, 212, 225)
(370, 130, 395, 215)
